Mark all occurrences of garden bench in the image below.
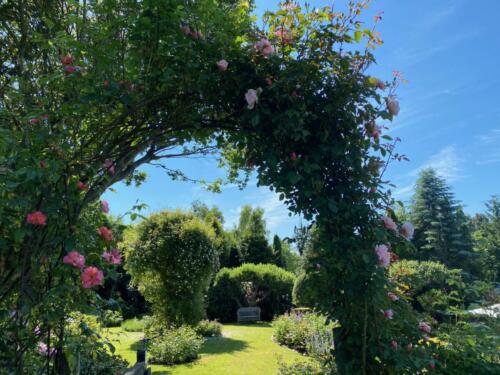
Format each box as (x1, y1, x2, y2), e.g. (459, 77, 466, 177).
(237, 307, 261, 323)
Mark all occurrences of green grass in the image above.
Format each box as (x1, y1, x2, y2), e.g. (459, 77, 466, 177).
(122, 317, 148, 332)
(103, 322, 307, 375)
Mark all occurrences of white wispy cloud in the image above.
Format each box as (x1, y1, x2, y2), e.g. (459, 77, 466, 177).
(410, 145, 464, 182)
(475, 128, 500, 165)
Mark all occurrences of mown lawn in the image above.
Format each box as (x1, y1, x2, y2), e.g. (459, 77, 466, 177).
(103, 323, 306, 374)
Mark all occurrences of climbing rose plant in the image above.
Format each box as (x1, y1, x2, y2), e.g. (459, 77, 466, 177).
(0, 0, 435, 373)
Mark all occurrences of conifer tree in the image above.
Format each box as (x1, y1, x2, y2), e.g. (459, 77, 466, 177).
(409, 169, 474, 271)
(272, 234, 284, 267)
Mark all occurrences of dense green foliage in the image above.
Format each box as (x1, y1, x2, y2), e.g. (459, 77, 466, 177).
(194, 320, 223, 337)
(125, 210, 218, 325)
(0, 0, 455, 372)
(148, 326, 203, 365)
(409, 169, 475, 272)
(471, 196, 500, 281)
(277, 359, 326, 375)
(207, 263, 295, 322)
(273, 311, 335, 359)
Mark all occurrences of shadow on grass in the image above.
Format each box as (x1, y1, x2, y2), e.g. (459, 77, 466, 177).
(148, 336, 249, 374)
(199, 336, 248, 355)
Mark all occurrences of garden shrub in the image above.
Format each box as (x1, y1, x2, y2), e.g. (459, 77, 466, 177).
(389, 260, 465, 316)
(277, 359, 327, 375)
(100, 310, 123, 327)
(272, 311, 334, 358)
(207, 263, 295, 322)
(65, 313, 128, 375)
(194, 320, 222, 337)
(434, 320, 500, 373)
(148, 326, 203, 365)
(292, 272, 332, 310)
(125, 210, 218, 326)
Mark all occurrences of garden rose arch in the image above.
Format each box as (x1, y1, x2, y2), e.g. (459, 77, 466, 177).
(0, 1, 428, 374)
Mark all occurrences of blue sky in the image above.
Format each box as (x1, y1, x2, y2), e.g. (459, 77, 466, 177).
(103, 0, 500, 238)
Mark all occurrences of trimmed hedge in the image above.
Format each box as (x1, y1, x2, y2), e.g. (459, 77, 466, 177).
(207, 263, 295, 322)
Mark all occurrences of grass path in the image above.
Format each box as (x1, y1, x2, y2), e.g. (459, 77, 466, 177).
(104, 323, 306, 374)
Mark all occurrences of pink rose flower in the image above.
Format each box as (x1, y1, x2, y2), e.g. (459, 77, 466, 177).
(61, 54, 74, 66)
(290, 152, 298, 161)
(419, 322, 431, 334)
(64, 65, 77, 74)
(190, 30, 202, 40)
(102, 249, 122, 265)
(387, 97, 400, 116)
(375, 244, 391, 268)
(275, 28, 293, 44)
(387, 292, 399, 302)
(38, 342, 55, 356)
(101, 200, 110, 214)
(382, 309, 394, 319)
(375, 79, 386, 90)
(27, 211, 47, 226)
(103, 159, 115, 175)
(63, 251, 85, 269)
(97, 226, 113, 242)
(400, 222, 414, 240)
(216, 59, 228, 72)
(77, 181, 89, 191)
(255, 38, 274, 57)
(81, 266, 104, 288)
(245, 89, 259, 109)
(29, 118, 39, 125)
(382, 216, 398, 232)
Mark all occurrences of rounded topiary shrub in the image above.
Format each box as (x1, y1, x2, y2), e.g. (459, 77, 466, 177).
(207, 263, 296, 322)
(125, 210, 218, 326)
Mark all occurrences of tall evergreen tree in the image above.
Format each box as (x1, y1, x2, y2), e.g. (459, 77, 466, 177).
(409, 168, 475, 272)
(235, 205, 273, 264)
(272, 234, 284, 267)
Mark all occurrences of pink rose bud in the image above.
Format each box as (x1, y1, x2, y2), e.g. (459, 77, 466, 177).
(39, 160, 47, 169)
(382, 216, 398, 232)
(383, 309, 394, 319)
(27, 211, 47, 226)
(61, 54, 74, 66)
(391, 340, 398, 349)
(375, 244, 391, 268)
(97, 226, 113, 242)
(387, 292, 399, 301)
(64, 65, 77, 74)
(265, 77, 273, 86)
(216, 59, 228, 72)
(400, 222, 414, 240)
(77, 181, 89, 191)
(387, 97, 400, 116)
(63, 251, 85, 269)
(290, 152, 298, 161)
(245, 89, 259, 110)
(419, 322, 431, 334)
(101, 200, 110, 214)
(29, 118, 39, 125)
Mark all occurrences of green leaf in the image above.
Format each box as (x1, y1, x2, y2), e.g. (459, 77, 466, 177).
(354, 31, 363, 43)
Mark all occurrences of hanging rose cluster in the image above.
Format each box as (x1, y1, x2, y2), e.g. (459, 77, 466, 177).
(26, 160, 122, 289)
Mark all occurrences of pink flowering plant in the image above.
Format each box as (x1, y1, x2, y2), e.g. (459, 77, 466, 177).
(0, 0, 442, 373)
